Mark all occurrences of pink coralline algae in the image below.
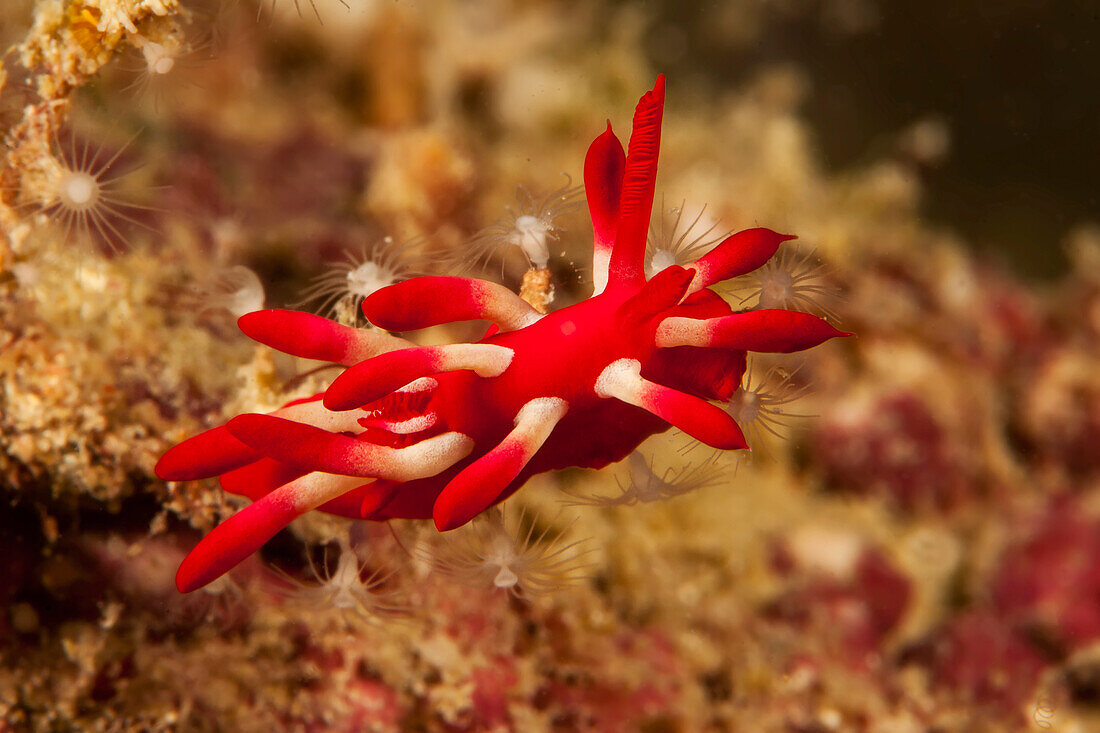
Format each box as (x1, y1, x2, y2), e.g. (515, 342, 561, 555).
(992, 495, 1100, 649)
(924, 609, 1050, 712)
(156, 76, 849, 593)
(767, 539, 911, 670)
(812, 390, 970, 513)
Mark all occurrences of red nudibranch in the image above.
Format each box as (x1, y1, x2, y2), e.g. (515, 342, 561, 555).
(157, 76, 850, 593)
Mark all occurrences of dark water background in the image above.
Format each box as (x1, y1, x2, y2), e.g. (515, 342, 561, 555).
(2, 0, 1096, 278)
(647, 0, 1100, 279)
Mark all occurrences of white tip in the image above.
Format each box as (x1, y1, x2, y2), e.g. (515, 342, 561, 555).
(398, 377, 439, 394)
(594, 359, 642, 400)
(514, 396, 569, 428)
(654, 316, 706, 349)
(393, 432, 475, 482)
(442, 344, 515, 378)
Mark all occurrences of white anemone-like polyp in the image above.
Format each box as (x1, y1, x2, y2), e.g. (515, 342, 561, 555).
(644, 199, 728, 279)
(422, 506, 590, 598)
(32, 131, 152, 251)
(124, 36, 183, 98)
(191, 265, 266, 319)
(462, 177, 583, 272)
(733, 246, 840, 322)
(274, 535, 406, 621)
(123, 21, 215, 103)
(59, 171, 97, 209)
(294, 237, 416, 322)
(140, 39, 177, 76)
(560, 449, 725, 507)
(173, 572, 248, 627)
(724, 361, 813, 449)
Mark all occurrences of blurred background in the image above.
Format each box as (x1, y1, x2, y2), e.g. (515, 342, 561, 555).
(2, 1, 1099, 731)
(646, 0, 1100, 280)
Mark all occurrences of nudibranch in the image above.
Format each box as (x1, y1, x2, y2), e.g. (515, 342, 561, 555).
(157, 76, 849, 593)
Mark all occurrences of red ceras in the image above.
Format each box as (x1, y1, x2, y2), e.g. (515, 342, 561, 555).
(157, 76, 850, 593)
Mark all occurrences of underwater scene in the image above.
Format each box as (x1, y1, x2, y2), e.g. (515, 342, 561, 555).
(1, 0, 1098, 730)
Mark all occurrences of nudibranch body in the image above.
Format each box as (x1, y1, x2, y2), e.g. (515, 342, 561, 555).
(157, 76, 848, 593)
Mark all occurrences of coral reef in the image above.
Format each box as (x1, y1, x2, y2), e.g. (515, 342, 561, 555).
(2, 1, 1099, 731)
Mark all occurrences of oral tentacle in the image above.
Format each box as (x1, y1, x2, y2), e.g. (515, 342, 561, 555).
(238, 309, 412, 364)
(685, 228, 796, 294)
(595, 358, 748, 450)
(176, 471, 368, 593)
(655, 310, 852, 353)
(226, 413, 475, 481)
(584, 122, 626, 295)
(433, 397, 570, 531)
(607, 75, 666, 292)
(323, 343, 514, 411)
(363, 276, 542, 332)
